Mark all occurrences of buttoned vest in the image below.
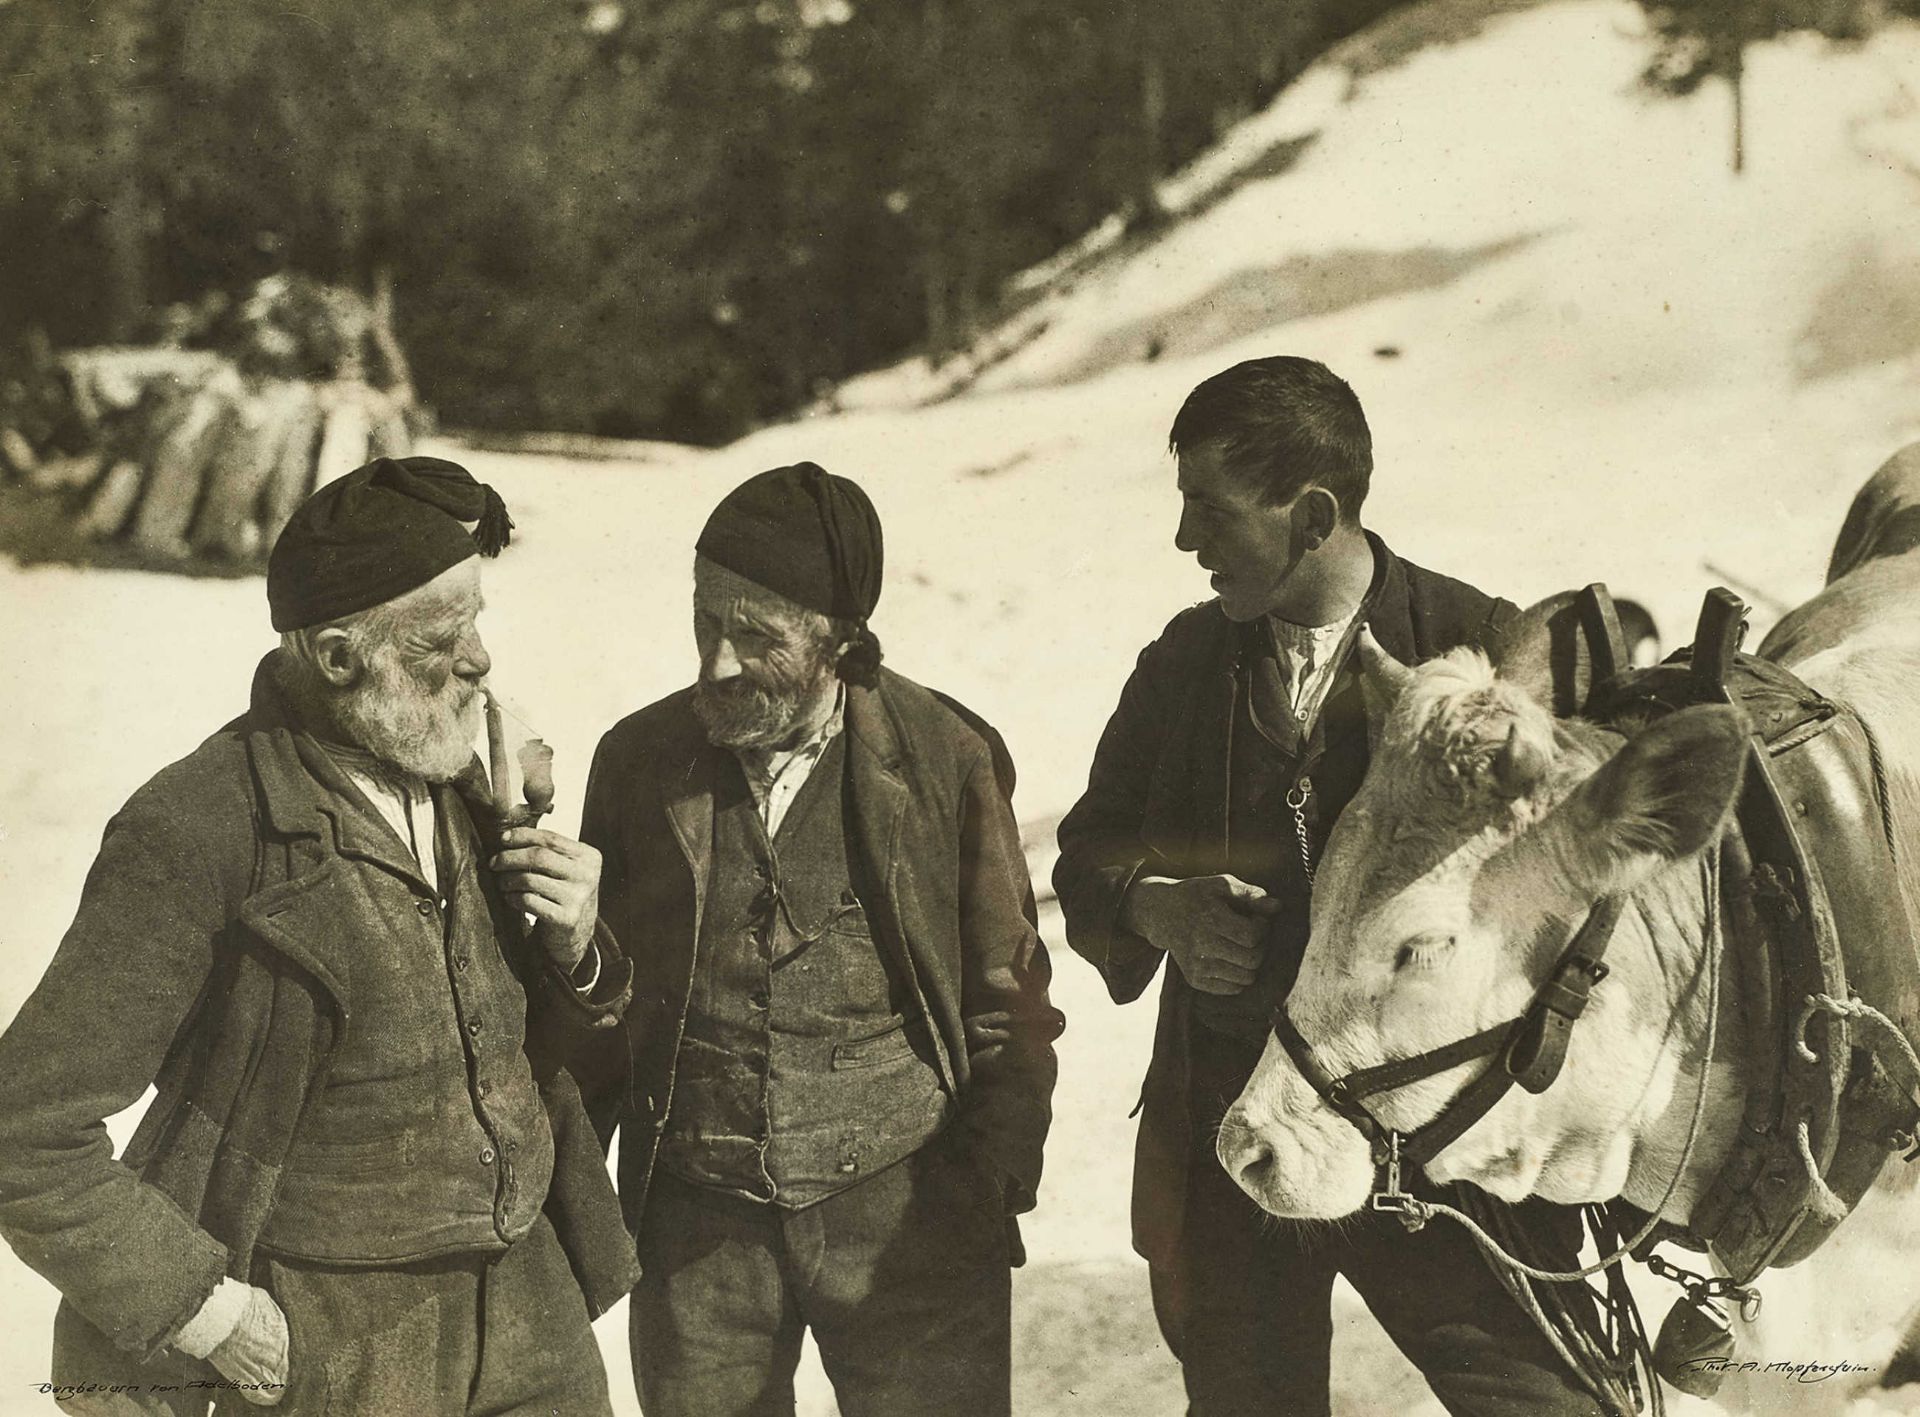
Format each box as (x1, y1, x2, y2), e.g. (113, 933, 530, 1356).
(662, 736, 949, 1207)
(260, 781, 553, 1262)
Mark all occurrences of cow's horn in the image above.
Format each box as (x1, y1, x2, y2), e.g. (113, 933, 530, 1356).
(1357, 625, 1415, 732)
(1490, 721, 1553, 798)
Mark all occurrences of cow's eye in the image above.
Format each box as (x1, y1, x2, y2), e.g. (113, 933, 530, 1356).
(1393, 934, 1456, 972)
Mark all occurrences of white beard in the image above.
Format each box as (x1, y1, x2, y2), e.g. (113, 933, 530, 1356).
(336, 653, 481, 782)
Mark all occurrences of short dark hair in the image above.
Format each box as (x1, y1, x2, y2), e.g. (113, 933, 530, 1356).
(1168, 356, 1373, 519)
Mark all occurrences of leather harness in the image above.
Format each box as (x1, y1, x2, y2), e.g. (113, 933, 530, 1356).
(1272, 898, 1622, 1214)
(1277, 585, 1920, 1282)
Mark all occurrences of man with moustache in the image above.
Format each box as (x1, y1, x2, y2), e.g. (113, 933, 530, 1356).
(1054, 357, 1609, 1415)
(0, 457, 637, 1416)
(577, 461, 1063, 1417)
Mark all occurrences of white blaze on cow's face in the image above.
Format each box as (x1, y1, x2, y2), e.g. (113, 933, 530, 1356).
(1217, 636, 1749, 1222)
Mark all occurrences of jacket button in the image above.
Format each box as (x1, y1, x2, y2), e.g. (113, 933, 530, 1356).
(467, 1018, 483, 1036)
(454, 954, 470, 971)
(480, 1146, 495, 1165)
(476, 1080, 491, 1100)
(415, 899, 435, 918)
(749, 991, 770, 1010)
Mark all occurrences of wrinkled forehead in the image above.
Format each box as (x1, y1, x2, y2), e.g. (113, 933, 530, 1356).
(693, 554, 811, 627)
(1315, 742, 1513, 919)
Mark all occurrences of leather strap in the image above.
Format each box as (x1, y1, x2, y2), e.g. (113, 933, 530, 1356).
(1272, 1009, 1386, 1148)
(1331, 1024, 1509, 1103)
(1274, 897, 1624, 1173)
(1505, 898, 1622, 1094)
(1690, 588, 1748, 696)
(1576, 583, 1630, 689)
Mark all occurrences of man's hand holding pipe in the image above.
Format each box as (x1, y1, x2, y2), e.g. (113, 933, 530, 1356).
(491, 828, 602, 973)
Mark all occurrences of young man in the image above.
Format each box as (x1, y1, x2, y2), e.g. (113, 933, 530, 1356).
(0, 456, 635, 1415)
(579, 461, 1063, 1417)
(1054, 357, 1606, 1416)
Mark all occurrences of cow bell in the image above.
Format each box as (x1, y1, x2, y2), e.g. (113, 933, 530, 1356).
(1652, 1291, 1738, 1397)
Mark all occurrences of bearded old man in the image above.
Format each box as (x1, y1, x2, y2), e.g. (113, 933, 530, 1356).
(576, 462, 1063, 1417)
(1054, 357, 1609, 1416)
(0, 457, 637, 1416)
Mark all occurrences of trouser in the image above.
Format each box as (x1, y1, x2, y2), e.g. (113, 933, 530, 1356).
(1163, 1026, 1608, 1417)
(630, 1138, 1012, 1417)
(226, 1213, 612, 1417)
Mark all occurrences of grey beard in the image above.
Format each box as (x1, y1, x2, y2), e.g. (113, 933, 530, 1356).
(692, 678, 808, 750)
(335, 682, 479, 782)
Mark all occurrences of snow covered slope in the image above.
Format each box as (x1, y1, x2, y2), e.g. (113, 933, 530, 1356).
(3, 0, 1918, 1412)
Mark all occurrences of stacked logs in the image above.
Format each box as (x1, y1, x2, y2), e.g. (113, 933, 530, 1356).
(1, 274, 420, 563)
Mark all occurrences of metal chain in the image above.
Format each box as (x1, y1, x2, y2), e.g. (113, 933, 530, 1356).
(1286, 776, 1316, 887)
(1643, 1251, 1758, 1320)
(1644, 1254, 1763, 1322)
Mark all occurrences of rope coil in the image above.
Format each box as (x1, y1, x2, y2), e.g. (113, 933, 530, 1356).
(1791, 990, 1920, 1224)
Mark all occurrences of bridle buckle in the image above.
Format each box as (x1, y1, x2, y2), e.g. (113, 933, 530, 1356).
(1367, 1133, 1429, 1229)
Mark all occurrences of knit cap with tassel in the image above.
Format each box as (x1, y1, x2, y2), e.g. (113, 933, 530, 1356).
(267, 455, 516, 631)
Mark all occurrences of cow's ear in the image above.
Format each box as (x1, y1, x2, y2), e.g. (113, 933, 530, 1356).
(1553, 706, 1748, 898)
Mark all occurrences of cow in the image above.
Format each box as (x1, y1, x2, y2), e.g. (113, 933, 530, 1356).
(1218, 445, 1920, 1408)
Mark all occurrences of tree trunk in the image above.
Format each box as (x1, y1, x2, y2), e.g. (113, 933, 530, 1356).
(954, 237, 981, 353)
(192, 378, 316, 560)
(130, 371, 240, 558)
(1729, 54, 1746, 175)
(258, 386, 326, 548)
(1139, 47, 1166, 212)
(921, 238, 952, 362)
(97, 0, 159, 341)
(314, 387, 374, 489)
(81, 460, 146, 541)
(370, 267, 416, 405)
(917, 0, 953, 360)
(1131, 0, 1167, 225)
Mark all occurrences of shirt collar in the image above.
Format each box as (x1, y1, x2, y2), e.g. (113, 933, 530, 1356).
(316, 738, 429, 802)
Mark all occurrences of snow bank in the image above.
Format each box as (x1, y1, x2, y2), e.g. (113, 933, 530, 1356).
(3, 0, 1918, 1412)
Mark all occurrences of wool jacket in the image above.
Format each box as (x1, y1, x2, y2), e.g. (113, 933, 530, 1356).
(1052, 535, 1516, 1268)
(577, 665, 1064, 1247)
(0, 655, 638, 1415)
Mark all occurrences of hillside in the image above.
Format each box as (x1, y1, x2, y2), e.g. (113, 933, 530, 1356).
(3, 0, 1918, 1412)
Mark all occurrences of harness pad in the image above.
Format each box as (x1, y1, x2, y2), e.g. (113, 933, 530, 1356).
(1593, 627, 1920, 1282)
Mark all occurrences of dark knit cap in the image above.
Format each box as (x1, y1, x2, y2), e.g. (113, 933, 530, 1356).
(695, 462, 883, 621)
(267, 455, 514, 631)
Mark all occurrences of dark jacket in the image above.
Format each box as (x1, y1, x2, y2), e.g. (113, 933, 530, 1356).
(578, 665, 1063, 1244)
(0, 655, 639, 1414)
(1052, 535, 1515, 1267)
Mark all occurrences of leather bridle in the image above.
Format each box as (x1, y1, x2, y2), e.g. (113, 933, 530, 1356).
(1271, 896, 1624, 1214)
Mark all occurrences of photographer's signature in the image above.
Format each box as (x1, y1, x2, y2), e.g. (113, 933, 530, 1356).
(30, 1380, 286, 1399)
(1680, 1358, 1874, 1384)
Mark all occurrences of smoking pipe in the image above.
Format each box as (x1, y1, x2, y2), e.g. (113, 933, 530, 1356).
(483, 688, 555, 831)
